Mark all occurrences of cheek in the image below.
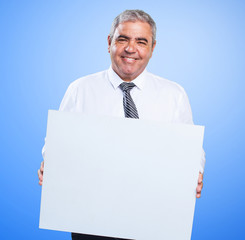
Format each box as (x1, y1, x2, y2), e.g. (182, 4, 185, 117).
(111, 46, 118, 57)
(143, 51, 153, 62)
(138, 48, 149, 58)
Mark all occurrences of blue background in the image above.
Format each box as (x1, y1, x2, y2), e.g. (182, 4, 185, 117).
(1, 0, 245, 239)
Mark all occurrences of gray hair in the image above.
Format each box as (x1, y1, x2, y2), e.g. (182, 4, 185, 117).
(109, 9, 156, 46)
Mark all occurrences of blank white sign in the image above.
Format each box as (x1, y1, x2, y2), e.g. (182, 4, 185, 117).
(39, 110, 204, 240)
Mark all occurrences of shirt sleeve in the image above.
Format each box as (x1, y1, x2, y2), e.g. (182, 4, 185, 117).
(175, 89, 206, 173)
(174, 89, 193, 124)
(59, 82, 78, 112)
(42, 82, 78, 159)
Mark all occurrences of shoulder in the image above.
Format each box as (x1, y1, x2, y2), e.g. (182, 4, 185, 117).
(68, 70, 108, 91)
(146, 71, 187, 96)
(59, 70, 109, 111)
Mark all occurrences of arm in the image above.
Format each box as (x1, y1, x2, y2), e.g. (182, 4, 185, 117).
(38, 82, 77, 185)
(175, 89, 205, 198)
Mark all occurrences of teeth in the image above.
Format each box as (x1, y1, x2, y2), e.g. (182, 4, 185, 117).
(123, 57, 136, 60)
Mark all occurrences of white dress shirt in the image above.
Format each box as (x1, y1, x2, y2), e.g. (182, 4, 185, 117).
(45, 66, 205, 172)
(60, 66, 193, 122)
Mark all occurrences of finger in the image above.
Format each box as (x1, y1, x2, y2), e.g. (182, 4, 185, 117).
(196, 182, 203, 193)
(196, 193, 201, 198)
(198, 173, 203, 184)
(39, 179, 43, 186)
(40, 161, 44, 173)
(38, 169, 43, 180)
(196, 173, 204, 198)
(38, 170, 43, 186)
(38, 161, 44, 186)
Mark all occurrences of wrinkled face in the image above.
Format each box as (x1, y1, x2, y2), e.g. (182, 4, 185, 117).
(108, 21, 156, 81)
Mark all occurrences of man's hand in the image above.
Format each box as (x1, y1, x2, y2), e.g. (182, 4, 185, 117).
(38, 161, 44, 186)
(196, 172, 203, 198)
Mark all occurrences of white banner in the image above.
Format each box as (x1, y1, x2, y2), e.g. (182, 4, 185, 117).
(39, 110, 204, 240)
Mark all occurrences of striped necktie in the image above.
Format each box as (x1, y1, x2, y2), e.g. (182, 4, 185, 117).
(119, 82, 139, 119)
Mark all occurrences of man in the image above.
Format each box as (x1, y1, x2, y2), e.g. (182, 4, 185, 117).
(38, 9, 205, 240)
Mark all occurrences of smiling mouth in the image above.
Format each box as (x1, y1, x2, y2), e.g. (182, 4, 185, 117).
(121, 56, 139, 62)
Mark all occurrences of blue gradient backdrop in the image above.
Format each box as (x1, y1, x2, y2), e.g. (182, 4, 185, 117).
(1, 0, 245, 239)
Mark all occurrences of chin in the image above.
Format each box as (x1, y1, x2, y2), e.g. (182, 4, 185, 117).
(122, 66, 137, 74)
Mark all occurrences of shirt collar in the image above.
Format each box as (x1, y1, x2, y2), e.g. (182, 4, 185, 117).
(108, 65, 147, 90)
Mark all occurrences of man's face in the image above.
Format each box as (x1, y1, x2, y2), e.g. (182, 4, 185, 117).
(108, 21, 156, 81)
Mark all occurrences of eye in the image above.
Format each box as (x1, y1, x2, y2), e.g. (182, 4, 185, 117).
(138, 41, 147, 45)
(117, 38, 127, 42)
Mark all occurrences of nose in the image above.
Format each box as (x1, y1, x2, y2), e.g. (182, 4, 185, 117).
(125, 40, 136, 53)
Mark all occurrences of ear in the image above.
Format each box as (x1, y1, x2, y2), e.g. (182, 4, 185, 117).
(152, 40, 156, 53)
(107, 35, 112, 53)
(149, 40, 156, 58)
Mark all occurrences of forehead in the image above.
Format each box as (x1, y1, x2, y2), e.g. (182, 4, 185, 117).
(114, 21, 152, 39)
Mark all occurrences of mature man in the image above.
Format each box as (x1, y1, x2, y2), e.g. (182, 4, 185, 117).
(38, 9, 205, 240)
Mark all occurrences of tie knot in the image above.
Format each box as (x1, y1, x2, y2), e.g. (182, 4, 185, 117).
(119, 82, 136, 92)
